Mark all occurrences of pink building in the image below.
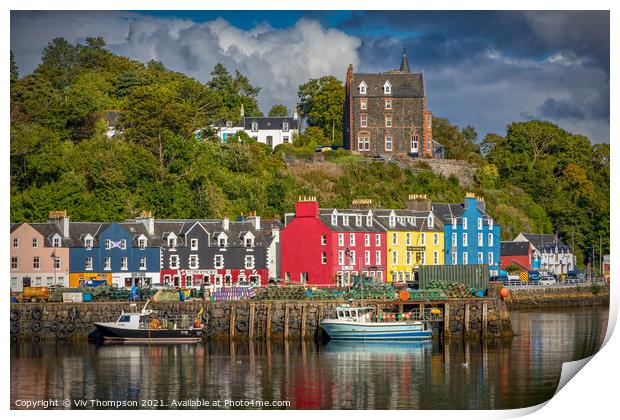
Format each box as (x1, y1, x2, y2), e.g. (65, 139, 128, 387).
(10, 212, 71, 292)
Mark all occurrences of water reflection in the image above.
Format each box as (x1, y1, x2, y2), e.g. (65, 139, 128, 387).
(11, 307, 608, 410)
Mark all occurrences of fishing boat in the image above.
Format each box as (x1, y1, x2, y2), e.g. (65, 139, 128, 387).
(93, 300, 204, 344)
(321, 305, 432, 341)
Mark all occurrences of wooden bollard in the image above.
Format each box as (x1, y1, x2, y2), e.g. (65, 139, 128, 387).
(444, 303, 450, 338)
(464, 304, 470, 335)
(266, 303, 272, 339)
(229, 305, 236, 339)
(249, 303, 256, 339)
(284, 304, 290, 339)
(482, 302, 488, 337)
(300, 304, 307, 338)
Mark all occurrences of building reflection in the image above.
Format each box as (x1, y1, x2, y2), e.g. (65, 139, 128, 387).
(10, 308, 609, 410)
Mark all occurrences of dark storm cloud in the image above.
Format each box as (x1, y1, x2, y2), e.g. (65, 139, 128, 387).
(538, 98, 586, 120)
(337, 10, 609, 143)
(338, 10, 609, 72)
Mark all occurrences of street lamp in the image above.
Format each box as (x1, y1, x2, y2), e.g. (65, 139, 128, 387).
(50, 250, 57, 287)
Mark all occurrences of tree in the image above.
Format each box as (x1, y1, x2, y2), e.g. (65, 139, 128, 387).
(121, 84, 194, 169)
(10, 51, 18, 82)
(268, 104, 289, 117)
(38, 37, 80, 89)
(432, 117, 481, 161)
(297, 76, 344, 145)
(208, 63, 262, 119)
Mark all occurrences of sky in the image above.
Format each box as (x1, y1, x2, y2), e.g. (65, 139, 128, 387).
(10, 10, 610, 143)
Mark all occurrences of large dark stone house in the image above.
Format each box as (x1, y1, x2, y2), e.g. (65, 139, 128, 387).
(343, 52, 434, 157)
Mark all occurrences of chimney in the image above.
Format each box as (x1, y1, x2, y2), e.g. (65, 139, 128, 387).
(222, 216, 230, 230)
(476, 196, 486, 212)
(293, 108, 298, 120)
(137, 210, 154, 235)
(247, 210, 261, 230)
(406, 194, 431, 211)
(464, 192, 477, 209)
(351, 198, 373, 209)
(295, 195, 319, 218)
(271, 226, 280, 242)
(48, 210, 70, 239)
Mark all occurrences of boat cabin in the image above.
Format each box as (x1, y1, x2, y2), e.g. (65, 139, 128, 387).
(335, 306, 374, 322)
(115, 313, 144, 329)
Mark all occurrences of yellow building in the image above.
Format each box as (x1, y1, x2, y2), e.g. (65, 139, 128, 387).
(375, 208, 445, 283)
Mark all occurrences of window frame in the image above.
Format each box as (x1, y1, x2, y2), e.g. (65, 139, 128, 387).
(385, 135, 393, 151)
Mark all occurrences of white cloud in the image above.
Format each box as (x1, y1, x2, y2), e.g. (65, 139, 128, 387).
(11, 12, 361, 114)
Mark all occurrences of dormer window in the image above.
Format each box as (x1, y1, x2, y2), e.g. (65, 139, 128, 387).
(356, 215, 362, 226)
(139, 238, 147, 249)
(85, 238, 93, 249)
(52, 235, 61, 248)
(251, 121, 258, 132)
(366, 215, 372, 226)
(383, 81, 392, 95)
(218, 235, 228, 248)
(331, 213, 338, 225)
(428, 215, 434, 229)
(343, 215, 349, 226)
(282, 122, 289, 132)
(389, 215, 396, 227)
(168, 237, 177, 248)
(358, 81, 367, 95)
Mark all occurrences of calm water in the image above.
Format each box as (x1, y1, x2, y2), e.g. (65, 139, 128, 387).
(11, 307, 608, 410)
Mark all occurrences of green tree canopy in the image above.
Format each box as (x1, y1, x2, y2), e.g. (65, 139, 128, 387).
(297, 75, 344, 145)
(268, 104, 289, 117)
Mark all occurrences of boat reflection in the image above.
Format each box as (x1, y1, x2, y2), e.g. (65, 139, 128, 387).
(324, 340, 432, 355)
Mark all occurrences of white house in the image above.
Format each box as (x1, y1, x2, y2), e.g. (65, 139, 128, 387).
(513, 233, 576, 276)
(209, 105, 300, 149)
(242, 116, 299, 149)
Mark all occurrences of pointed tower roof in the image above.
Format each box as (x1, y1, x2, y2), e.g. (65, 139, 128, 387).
(400, 49, 411, 73)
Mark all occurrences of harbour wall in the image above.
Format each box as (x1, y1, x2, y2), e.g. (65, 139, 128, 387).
(504, 285, 610, 310)
(10, 296, 512, 341)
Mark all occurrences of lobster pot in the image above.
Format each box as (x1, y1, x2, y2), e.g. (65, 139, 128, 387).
(418, 265, 489, 290)
(212, 287, 255, 302)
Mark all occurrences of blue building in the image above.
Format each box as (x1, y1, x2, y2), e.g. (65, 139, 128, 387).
(69, 219, 161, 287)
(432, 193, 501, 275)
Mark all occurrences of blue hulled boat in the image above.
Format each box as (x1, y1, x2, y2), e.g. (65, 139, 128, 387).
(321, 305, 432, 341)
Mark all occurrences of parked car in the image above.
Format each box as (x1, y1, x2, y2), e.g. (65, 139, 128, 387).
(567, 269, 585, 282)
(528, 271, 542, 281)
(490, 275, 508, 283)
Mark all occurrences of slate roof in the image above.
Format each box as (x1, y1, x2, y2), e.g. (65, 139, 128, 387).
(373, 209, 444, 232)
(351, 72, 424, 98)
(501, 241, 530, 256)
(243, 117, 298, 131)
(318, 208, 385, 232)
(68, 222, 110, 247)
(431, 203, 494, 225)
(516, 233, 571, 254)
(29, 223, 67, 247)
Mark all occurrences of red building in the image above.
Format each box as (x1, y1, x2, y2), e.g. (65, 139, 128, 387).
(500, 241, 532, 271)
(280, 197, 387, 286)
